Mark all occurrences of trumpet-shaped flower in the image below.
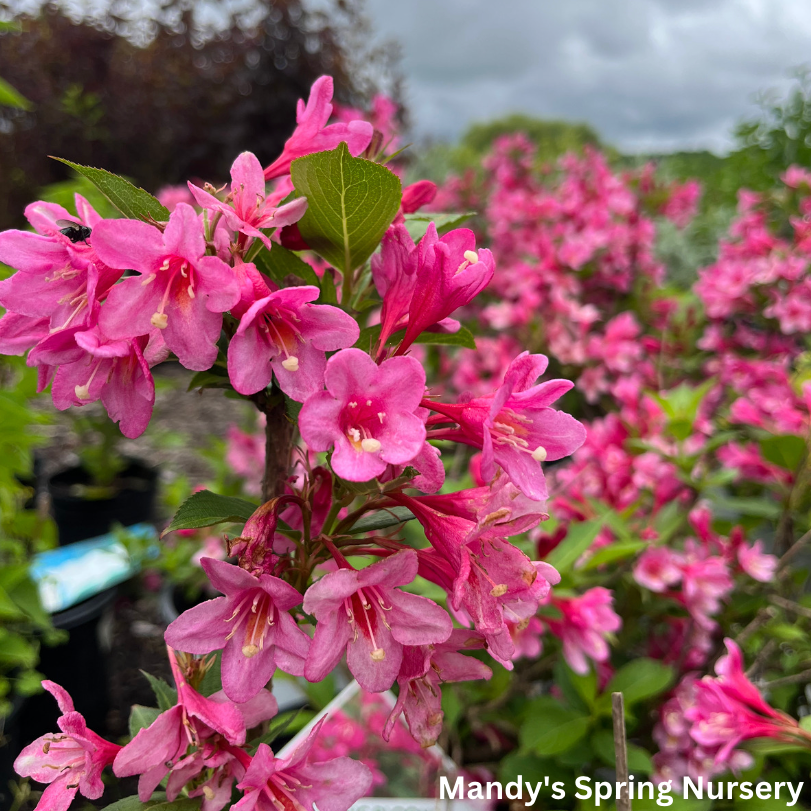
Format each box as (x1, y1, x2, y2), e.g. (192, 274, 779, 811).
(303, 550, 452, 692)
(298, 348, 426, 481)
(427, 352, 586, 500)
(233, 719, 372, 811)
(547, 588, 621, 675)
(383, 630, 491, 747)
(93, 203, 239, 370)
(263, 76, 373, 180)
(189, 151, 308, 250)
(114, 652, 276, 802)
(14, 681, 121, 811)
(164, 557, 311, 703)
(228, 286, 359, 402)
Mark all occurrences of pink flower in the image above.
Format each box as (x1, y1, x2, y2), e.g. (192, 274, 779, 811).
(427, 352, 586, 500)
(391, 491, 558, 665)
(92, 203, 239, 371)
(633, 547, 684, 593)
(228, 286, 359, 402)
(547, 588, 621, 675)
(0, 198, 121, 331)
(685, 640, 810, 764)
(233, 719, 372, 811)
(189, 151, 308, 250)
(164, 558, 311, 703)
(737, 540, 778, 582)
(397, 224, 494, 355)
(47, 328, 167, 438)
(114, 651, 276, 804)
(0, 312, 50, 355)
(14, 681, 121, 811)
(383, 629, 491, 748)
(303, 549, 452, 692)
(263, 76, 373, 180)
(298, 348, 426, 482)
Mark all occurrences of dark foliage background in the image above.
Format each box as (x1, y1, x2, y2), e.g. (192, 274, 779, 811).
(0, 0, 389, 229)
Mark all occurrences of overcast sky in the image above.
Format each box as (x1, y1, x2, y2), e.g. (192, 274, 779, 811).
(360, 0, 811, 154)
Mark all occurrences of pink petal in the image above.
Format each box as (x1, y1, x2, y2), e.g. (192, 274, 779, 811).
(164, 596, 232, 653)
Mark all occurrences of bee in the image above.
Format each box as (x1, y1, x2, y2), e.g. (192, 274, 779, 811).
(56, 219, 92, 244)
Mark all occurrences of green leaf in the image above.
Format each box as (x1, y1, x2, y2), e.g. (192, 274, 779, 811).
(354, 323, 476, 352)
(520, 696, 589, 756)
(592, 730, 654, 773)
(413, 326, 476, 349)
(129, 704, 161, 737)
(598, 659, 674, 712)
(162, 489, 257, 536)
(253, 243, 321, 288)
(140, 671, 177, 711)
(347, 506, 415, 534)
(545, 519, 603, 573)
(800, 715, 811, 733)
(187, 370, 232, 392)
(403, 211, 476, 241)
(102, 793, 201, 811)
(290, 143, 402, 273)
(760, 434, 806, 471)
(0, 77, 32, 111)
(51, 158, 169, 223)
(581, 540, 647, 570)
(710, 495, 782, 520)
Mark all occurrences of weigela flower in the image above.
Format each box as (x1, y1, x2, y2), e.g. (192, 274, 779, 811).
(114, 651, 276, 803)
(303, 549, 452, 692)
(0, 197, 121, 331)
(47, 327, 167, 438)
(14, 681, 121, 811)
(547, 587, 621, 675)
(189, 151, 308, 250)
(383, 629, 491, 748)
(228, 285, 359, 402)
(92, 203, 240, 371)
(233, 719, 372, 811)
(298, 348, 426, 482)
(164, 557, 311, 703)
(428, 352, 586, 500)
(685, 640, 810, 763)
(263, 76, 373, 180)
(397, 224, 494, 355)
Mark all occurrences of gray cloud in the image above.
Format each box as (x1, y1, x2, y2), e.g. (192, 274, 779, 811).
(361, 0, 811, 152)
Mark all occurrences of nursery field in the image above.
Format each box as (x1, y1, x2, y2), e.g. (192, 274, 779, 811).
(3, 5, 811, 811)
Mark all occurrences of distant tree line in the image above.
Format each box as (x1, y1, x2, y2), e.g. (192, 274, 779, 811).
(0, 0, 394, 229)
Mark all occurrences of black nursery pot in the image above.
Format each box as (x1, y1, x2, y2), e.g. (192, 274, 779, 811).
(48, 459, 158, 545)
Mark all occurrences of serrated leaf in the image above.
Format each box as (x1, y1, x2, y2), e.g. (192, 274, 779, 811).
(347, 506, 415, 535)
(162, 489, 258, 536)
(760, 434, 806, 471)
(520, 696, 589, 755)
(102, 793, 201, 811)
(51, 158, 169, 223)
(0, 77, 32, 111)
(141, 671, 177, 711)
(129, 704, 161, 737)
(291, 143, 402, 273)
(253, 243, 321, 288)
(545, 519, 603, 573)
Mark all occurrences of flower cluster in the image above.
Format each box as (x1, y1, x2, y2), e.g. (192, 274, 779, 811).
(3, 77, 587, 811)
